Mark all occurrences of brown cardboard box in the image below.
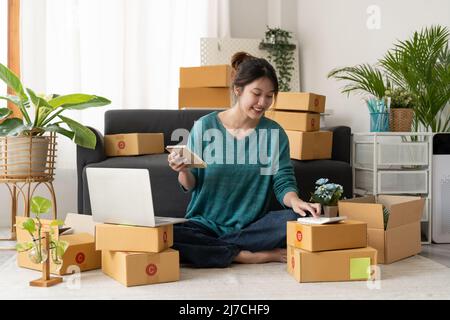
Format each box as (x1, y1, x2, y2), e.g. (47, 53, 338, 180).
(338, 195, 425, 264)
(102, 248, 180, 287)
(180, 65, 231, 88)
(95, 223, 173, 253)
(104, 133, 164, 157)
(286, 130, 333, 160)
(16, 213, 101, 275)
(274, 92, 326, 113)
(265, 110, 320, 131)
(287, 245, 377, 283)
(286, 220, 367, 252)
(178, 87, 231, 108)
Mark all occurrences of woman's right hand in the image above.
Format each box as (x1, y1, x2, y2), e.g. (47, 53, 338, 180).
(168, 151, 189, 173)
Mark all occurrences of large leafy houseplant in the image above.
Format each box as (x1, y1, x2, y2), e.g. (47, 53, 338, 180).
(259, 26, 296, 92)
(0, 63, 111, 149)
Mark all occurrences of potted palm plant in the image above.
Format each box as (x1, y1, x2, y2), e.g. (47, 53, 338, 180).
(327, 63, 391, 132)
(328, 25, 450, 133)
(380, 25, 450, 133)
(0, 63, 111, 177)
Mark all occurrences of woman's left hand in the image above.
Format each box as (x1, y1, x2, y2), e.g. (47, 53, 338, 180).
(290, 198, 321, 218)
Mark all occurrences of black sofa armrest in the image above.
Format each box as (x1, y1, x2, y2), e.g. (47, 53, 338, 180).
(322, 126, 351, 164)
(76, 126, 106, 214)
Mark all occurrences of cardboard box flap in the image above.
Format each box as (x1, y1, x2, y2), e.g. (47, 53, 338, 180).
(60, 233, 95, 245)
(338, 196, 384, 229)
(379, 196, 425, 229)
(64, 213, 99, 236)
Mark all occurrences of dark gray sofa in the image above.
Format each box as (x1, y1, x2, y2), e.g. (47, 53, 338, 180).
(77, 109, 352, 217)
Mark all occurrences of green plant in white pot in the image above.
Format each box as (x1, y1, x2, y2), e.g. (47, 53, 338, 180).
(0, 63, 111, 177)
(310, 178, 344, 217)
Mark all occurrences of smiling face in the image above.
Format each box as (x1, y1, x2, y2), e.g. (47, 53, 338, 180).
(234, 76, 275, 120)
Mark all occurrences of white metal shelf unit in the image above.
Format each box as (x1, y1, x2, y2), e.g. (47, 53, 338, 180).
(352, 132, 434, 244)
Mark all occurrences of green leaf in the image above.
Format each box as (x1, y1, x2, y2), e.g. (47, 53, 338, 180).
(22, 218, 36, 234)
(0, 118, 24, 136)
(26, 88, 52, 109)
(0, 108, 12, 120)
(50, 219, 64, 227)
(54, 240, 69, 258)
(61, 95, 111, 111)
(0, 95, 21, 107)
(48, 94, 95, 108)
(43, 124, 75, 140)
(58, 115, 97, 149)
(0, 63, 27, 100)
(15, 242, 34, 252)
(30, 196, 52, 215)
(47, 94, 110, 111)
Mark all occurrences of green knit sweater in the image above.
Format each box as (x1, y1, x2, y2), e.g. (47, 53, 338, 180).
(182, 111, 298, 236)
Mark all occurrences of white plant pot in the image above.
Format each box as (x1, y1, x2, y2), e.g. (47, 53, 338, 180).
(1, 136, 49, 178)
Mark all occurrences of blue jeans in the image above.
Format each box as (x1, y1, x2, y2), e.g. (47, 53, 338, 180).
(173, 209, 299, 268)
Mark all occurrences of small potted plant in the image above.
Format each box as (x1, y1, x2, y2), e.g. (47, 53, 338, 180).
(310, 178, 344, 217)
(15, 196, 68, 286)
(385, 87, 416, 132)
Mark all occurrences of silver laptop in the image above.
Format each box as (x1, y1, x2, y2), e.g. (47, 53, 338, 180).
(86, 167, 187, 227)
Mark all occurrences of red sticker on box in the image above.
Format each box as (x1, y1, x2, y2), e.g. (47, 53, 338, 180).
(146, 263, 157, 276)
(118, 141, 126, 149)
(75, 252, 85, 264)
(311, 119, 315, 128)
(296, 231, 303, 242)
(291, 256, 295, 269)
(163, 231, 168, 243)
(314, 98, 319, 107)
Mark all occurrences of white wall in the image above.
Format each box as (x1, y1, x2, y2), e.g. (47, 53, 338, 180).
(296, 0, 450, 132)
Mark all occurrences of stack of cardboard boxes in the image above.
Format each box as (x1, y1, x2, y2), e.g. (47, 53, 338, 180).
(266, 92, 333, 160)
(286, 219, 377, 282)
(178, 65, 232, 109)
(96, 223, 180, 287)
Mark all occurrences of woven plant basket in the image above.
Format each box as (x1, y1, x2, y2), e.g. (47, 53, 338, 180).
(389, 108, 414, 132)
(0, 132, 56, 180)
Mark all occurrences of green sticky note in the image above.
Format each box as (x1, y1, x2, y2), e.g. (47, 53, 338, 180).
(350, 257, 371, 280)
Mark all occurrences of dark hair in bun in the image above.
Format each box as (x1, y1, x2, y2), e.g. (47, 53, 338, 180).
(230, 51, 279, 95)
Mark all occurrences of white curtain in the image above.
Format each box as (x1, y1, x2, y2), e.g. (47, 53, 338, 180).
(20, 0, 229, 169)
(10, 0, 229, 219)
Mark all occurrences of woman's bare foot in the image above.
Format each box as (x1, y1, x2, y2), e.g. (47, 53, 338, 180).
(233, 248, 287, 264)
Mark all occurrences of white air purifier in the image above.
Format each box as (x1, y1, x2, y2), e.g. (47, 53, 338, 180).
(432, 133, 450, 243)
